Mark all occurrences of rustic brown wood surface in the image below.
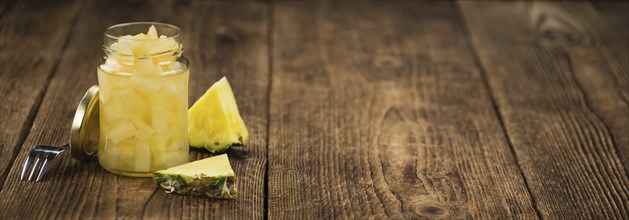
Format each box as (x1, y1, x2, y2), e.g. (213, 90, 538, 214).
(0, 0, 627, 219)
(0, 0, 80, 192)
(459, 2, 629, 219)
(269, 1, 539, 219)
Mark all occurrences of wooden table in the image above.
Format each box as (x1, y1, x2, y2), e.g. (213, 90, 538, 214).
(1, 1, 627, 219)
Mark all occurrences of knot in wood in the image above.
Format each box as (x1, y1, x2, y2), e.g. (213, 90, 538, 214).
(408, 200, 470, 219)
(373, 55, 402, 69)
(410, 201, 448, 218)
(215, 26, 236, 45)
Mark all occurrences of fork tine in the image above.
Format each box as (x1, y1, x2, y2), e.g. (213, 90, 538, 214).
(20, 156, 35, 181)
(36, 153, 56, 182)
(28, 155, 43, 181)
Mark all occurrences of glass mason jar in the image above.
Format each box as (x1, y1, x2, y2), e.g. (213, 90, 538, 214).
(97, 22, 189, 177)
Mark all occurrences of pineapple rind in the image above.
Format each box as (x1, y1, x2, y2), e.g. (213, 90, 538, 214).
(153, 174, 237, 199)
(153, 154, 237, 199)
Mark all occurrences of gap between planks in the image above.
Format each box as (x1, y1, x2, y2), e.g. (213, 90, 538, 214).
(264, 1, 275, 220)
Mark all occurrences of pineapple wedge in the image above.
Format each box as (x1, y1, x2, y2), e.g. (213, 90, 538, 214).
(153, 154, 237, 199)
(188, 77, 249, 152)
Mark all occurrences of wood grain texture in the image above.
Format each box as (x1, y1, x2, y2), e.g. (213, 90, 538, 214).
(269, 1, 536, 219)
(0, 0, 268, 219)
(0, 1, 80, 190)
(1, 0, 627, 219)
(458, 1, 629, 219)
(566, 1, 629, 171)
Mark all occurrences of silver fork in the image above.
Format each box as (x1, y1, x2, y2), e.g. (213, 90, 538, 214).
(20, 144, 68, 182)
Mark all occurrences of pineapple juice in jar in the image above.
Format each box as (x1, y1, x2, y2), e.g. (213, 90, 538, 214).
(97, 22, 189, 177)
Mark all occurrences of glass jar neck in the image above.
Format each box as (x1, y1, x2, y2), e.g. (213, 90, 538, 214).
(102, 22, 184, 61)
(102, 43, 184, 61)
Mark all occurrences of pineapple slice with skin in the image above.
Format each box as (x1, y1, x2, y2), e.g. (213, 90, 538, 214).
(188, 77, 249, 152)
(153, 154, 237, 199)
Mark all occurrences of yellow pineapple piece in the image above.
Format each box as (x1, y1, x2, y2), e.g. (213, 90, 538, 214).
(188, 77, 249, 152)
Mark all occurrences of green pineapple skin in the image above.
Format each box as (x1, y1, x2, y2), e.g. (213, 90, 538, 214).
(154, 173, 237, 199)
(191, 131, 249, 153)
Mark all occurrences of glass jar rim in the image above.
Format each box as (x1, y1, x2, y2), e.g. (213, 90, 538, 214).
(104, 22, 181, 41)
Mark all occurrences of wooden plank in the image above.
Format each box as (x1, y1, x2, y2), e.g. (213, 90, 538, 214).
(269, 1, 536, 219)
(0, 1, 80, 190)
(458, 1, 629, 219)
(0, 0, 268, 219)
(568, 1, 629, 171)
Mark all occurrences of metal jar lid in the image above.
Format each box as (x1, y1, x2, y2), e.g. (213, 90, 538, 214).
(70, 85, 100, 161)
